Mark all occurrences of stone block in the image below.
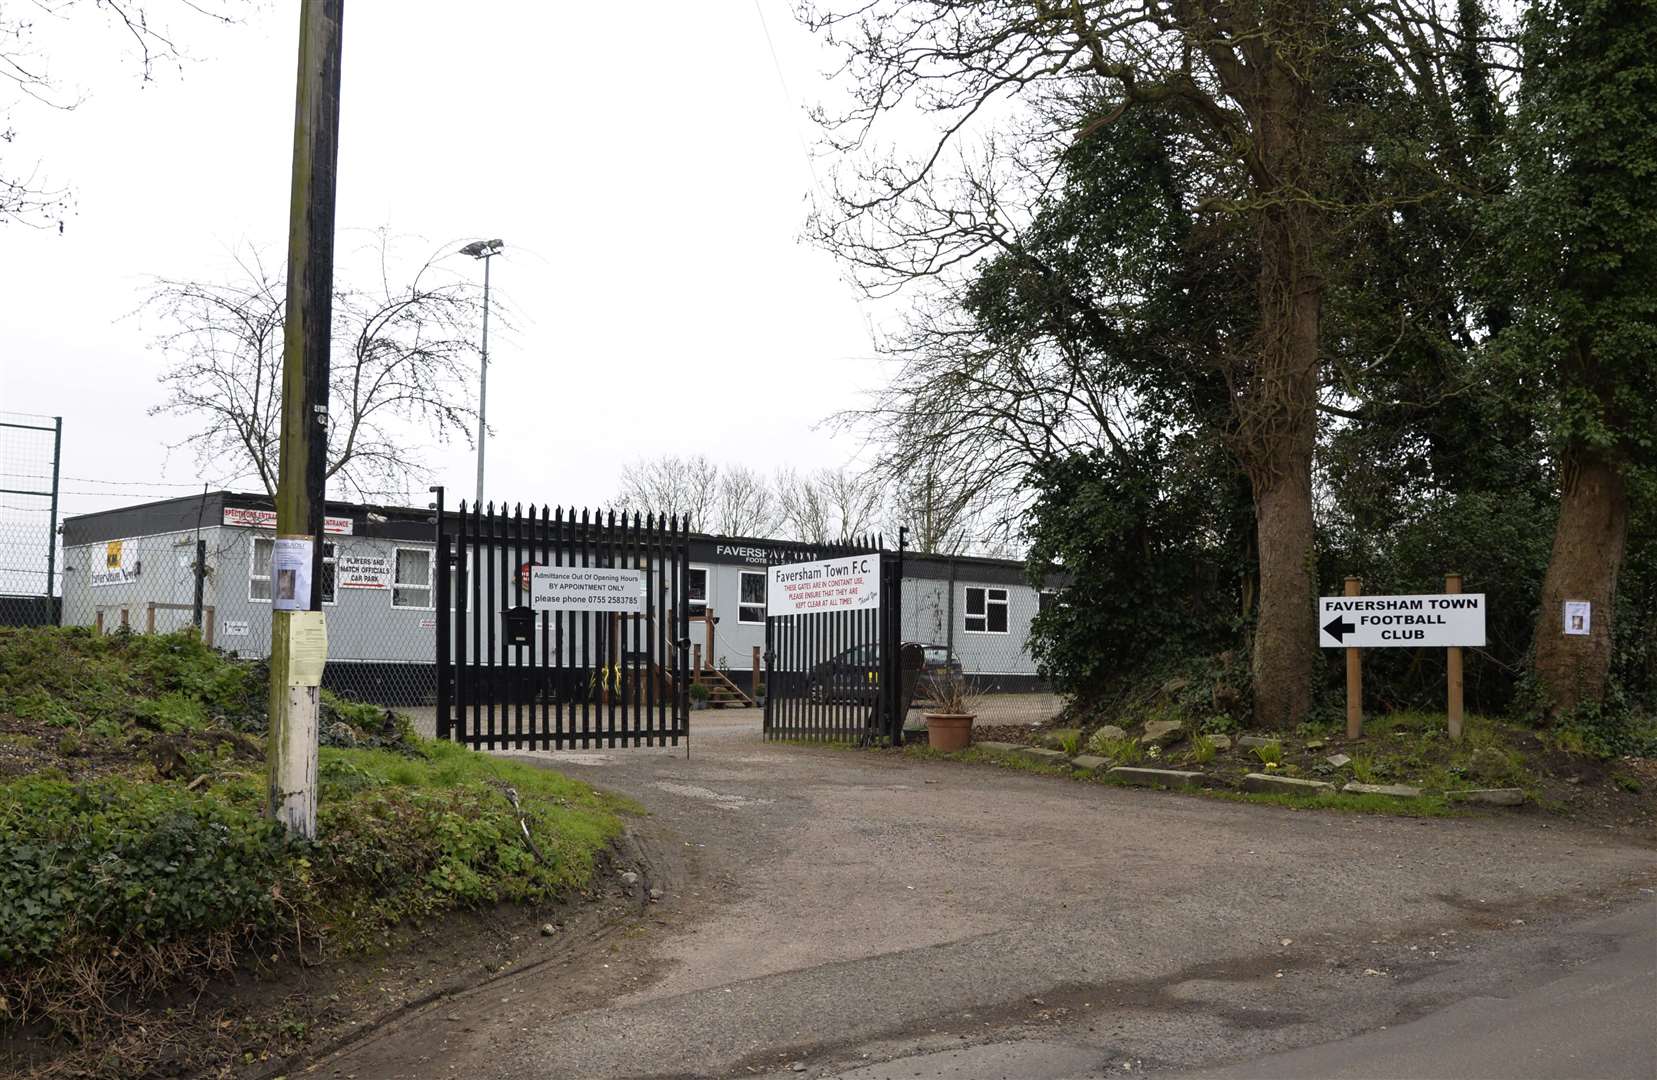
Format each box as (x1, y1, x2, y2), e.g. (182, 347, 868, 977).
(1140, 719, 1187, 747)
(1009, 745, 1070, 766)
(1069, 754, 1111, 774)
(1342, 782, 1423, 799)
(1208, 734, 1233, 751)
(1237, 735, 1274, 750)
(1085, 725, 1128, 753)
(1326, 753, 1353, 768)
(1107, 767, 1206, 789)
(1037, 728, 1082, 750)
(1241, 772, 1336, 796)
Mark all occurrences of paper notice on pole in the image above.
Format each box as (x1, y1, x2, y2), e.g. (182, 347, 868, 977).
(286, 610, 328, 686)
(272, 536, 313, 611)
(1563, 600, 1591, 636)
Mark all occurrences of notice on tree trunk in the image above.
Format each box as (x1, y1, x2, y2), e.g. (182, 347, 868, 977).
(768, 554, 880, 616)
(1563, 600, 1591, 636)
(529, 566, 646, 612)
(285, 610, 327, 686)
(271, 536, 313, 611)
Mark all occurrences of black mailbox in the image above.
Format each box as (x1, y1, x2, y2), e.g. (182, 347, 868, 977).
(503, 605, 535, 647)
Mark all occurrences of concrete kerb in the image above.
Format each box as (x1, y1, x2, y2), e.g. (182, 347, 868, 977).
(1241, 772, 1337, 796)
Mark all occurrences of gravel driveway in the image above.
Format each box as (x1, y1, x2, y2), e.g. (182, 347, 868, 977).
(327, 708, 1656, 1079)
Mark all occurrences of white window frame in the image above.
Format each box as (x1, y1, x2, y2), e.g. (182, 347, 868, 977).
(738, 570, 766, 624)
(687, 564, 711, 615)
(250, 536, 337, 605)
(392, 546, 435, 610)
(964, 585, 1010, 635)
(249, 536, 272, 603)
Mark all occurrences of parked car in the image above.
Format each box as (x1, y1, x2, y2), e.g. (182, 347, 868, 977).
(805, 642, 960, 703)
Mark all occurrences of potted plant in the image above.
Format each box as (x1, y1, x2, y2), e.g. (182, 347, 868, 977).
(922, 673, 980, 752)
(689, 682, 710, 711)
(753, 682, 767, 708)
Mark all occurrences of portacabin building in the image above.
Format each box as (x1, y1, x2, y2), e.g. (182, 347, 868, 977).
(57, 492, 1058, 704)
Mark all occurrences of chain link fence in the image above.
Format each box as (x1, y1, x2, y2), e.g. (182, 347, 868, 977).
(0, 412, 62, 625)
(899, 559, 1065, 730)
(58, 523, 442, 708)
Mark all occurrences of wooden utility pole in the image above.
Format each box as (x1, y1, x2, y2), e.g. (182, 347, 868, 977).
(267, 0, 345, 839)
(1344, 576, 1362, 739)
(1446, 572, 1464, 743)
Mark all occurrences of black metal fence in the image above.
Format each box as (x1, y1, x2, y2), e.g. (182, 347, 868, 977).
(437, 492, 690, 750)
(763, 538, 905, 744)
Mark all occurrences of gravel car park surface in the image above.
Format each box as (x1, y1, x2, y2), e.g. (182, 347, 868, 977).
(327, 708, 1656, 1079)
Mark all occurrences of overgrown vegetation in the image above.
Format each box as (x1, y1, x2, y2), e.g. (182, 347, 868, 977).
(804, 0, 1657, 741)
(0, 627, 626, 1048)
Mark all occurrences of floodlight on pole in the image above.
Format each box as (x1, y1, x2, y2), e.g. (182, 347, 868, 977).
(462, 239, 504, 506)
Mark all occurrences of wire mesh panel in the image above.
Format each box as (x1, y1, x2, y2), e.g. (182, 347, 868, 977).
(57, 516, 447, 709)
(898, 557, 1066, 729)
(763, 539, 900, 744)
(438, 497, 690, 750)
(0, 412, 62, 625)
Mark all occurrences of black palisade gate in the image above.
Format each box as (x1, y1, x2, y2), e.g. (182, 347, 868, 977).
(763, 536, 905, 745)
(434, 489, 690, 750)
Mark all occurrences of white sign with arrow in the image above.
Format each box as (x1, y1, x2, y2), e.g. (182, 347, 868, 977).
(1318, 593, 1486, 648)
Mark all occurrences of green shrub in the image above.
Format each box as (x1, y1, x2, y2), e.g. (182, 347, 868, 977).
(0, 776, 300, 967)
(1253, 740, 1284, 766)
(1186, 734, 1217, 765)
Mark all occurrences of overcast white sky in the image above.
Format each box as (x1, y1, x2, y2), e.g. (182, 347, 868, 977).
(1, 1, 884, 535)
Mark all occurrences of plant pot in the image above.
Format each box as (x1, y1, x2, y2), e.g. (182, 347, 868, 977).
(925, 712, 975, 752)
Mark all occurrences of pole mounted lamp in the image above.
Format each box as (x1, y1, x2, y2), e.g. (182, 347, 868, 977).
(460, 238, 505, 507)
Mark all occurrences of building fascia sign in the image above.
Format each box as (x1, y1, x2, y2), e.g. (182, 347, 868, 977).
(712, 542, 819, 566)
(222, 507, 353, 535)
(767, 554, 880, 616)
(1318, 593, 1486, 648)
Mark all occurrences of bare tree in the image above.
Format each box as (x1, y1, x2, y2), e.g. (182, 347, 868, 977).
(885, 451, 981, 556)
(775, 466, 881, 545)
(143, 232, 485, 501)
(712, 465, 777, 536)
(616, 454, 720, 528)
(774, 466, 833, 544)
(3, 0, 237, 228)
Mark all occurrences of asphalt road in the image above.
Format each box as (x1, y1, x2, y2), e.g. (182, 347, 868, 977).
(332, 709, 1657, 1080)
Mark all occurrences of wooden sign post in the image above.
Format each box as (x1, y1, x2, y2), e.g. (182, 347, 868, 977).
(1345, 576, 1362, 739)
(1446, 573, 1464, 743)
(1320, 578, 1485, 745)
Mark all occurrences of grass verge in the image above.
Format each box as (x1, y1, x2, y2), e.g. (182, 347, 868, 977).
(0, 626, 627, 1055)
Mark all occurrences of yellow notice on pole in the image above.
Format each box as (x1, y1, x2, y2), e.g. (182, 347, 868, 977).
(286, 610, 328, 687)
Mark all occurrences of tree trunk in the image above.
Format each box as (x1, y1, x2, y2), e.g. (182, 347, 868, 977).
(1533, 448, 1628, 714)
(1240, 194, 1323, 729)
(1251, 465, 1317, 727)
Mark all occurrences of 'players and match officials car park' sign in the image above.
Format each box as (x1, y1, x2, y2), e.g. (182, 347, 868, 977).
(1318, 592, 1486, 648)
